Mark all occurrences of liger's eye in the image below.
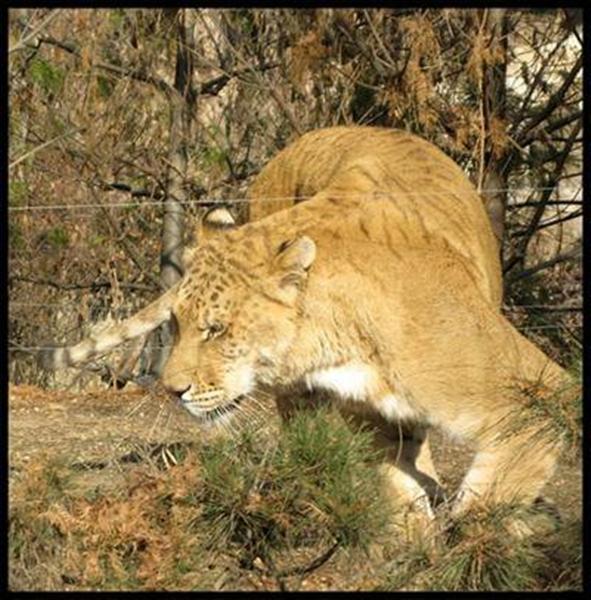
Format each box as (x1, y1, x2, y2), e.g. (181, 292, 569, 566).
(202, 322, 226, 341)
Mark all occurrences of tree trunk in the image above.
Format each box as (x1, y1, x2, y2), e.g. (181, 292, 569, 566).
(479, 9, 509, 270)
(151, 9, 197, 376)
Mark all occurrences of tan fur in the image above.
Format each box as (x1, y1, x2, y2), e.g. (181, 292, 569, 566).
(43, 126, 578, 541)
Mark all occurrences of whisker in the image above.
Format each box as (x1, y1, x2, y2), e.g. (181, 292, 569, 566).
(236, 398, 259, 419)
(173, 385, 278, 440)
(234, 394, 272, 432)
(235, 405, 259, 432)
(219, 406, 240, 438)
(245, 392, 271, 411)
(245, 395, 274, 422)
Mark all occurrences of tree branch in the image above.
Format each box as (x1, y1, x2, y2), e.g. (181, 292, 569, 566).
(504, 119, 582, 273)
(95, 60, 176, 97)
(515, 53, 582, 147)
(513, 109, 583, 155)
(506, 244, 581, 283)
(10, 275, 155, 292)
(97, 181, 167, 200)
(510, 29, 570, 135)
(513, 209, 582, 235)
(9, 127, 84, 170)
(543, 110, 583, 137)
(32, 35, 175, 96)
(199, 63, 279, 96)
(506, 199, 581, 210)
(86, 186, 165, 291)
(33, 33, 278, 101)
(9, 10, 62, 53)
(260, 540, 341, 581)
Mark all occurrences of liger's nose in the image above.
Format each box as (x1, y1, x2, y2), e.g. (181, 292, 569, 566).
(167, 384, 191, 400)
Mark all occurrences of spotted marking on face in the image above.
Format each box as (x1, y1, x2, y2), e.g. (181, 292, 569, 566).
(163, 234, 312, 427)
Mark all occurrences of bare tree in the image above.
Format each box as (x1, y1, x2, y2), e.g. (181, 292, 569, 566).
(477, 8, 510, 253)
(8, 8, 582, 386)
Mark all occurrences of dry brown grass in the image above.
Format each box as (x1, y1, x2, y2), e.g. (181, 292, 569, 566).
(9, 408, 389, 591)
(9, 396, 581, 591)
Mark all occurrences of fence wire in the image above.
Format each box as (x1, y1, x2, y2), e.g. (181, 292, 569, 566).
(8, 302, 583, 311)
(9, 188, 581, 359)
(9, 317, 582, 355)
(7, 187, 583, 212)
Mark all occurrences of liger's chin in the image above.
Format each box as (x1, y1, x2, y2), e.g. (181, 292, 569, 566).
(180, 395, 245, 428)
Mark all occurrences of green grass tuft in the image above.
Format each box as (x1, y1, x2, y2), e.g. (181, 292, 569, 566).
(197, 407, 389, 566)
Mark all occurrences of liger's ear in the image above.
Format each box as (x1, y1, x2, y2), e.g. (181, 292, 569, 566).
(272, 236, 316, 305)
(200, 206, 237, 239)
(183, 206, 237, 267)
(276, 236, 316, 271)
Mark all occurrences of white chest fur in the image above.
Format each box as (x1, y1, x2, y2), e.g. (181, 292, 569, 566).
(380, 393, 421, 422)
(304, 361, 379, 400)
(304, 361, 421, 423)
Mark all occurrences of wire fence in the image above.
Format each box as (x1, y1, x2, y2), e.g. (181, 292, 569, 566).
(8, 302, 583, 311)
(9, 316, 582, 356)
(6, 187, 584, 212)
(9, 188, 582, 362)
(9, 345, 173, 352)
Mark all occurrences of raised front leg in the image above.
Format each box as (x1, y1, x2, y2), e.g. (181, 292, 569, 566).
(339, 406, 446, 544)
(275, 385, 445, 543)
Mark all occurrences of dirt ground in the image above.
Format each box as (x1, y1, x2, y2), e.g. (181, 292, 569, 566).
(8, 383, 583, 591)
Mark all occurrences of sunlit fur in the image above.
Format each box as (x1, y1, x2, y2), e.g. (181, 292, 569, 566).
(45, 127, 579, 541)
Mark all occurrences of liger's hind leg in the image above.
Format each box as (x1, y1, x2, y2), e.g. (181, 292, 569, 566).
(452, 422, 562, 519)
